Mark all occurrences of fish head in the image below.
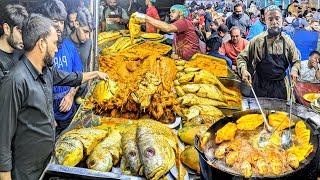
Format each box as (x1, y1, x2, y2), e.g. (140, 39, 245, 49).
(137, 126, 175, 179)
(87, 150, 113, 172)
(122, 132, 143, 175)
(55, 137, 84, 166)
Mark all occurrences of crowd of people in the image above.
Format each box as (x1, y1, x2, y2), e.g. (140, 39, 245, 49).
(0, 1, 109, 179)
(99, 0, 320, 85)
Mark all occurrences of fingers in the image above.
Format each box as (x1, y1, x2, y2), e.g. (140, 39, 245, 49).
(101, 72, 109, 80)
(59, 97, 72, 112)
(242, 72, 252, 86)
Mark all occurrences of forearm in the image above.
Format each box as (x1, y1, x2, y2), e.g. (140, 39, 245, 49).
(0, 172, 11, 180)
(237, 53, 249, 76)
(316, 69, 320, 80)
(145, 16, 176, 33)
(291, 60, 301, 74)
(68, 87, 79, 98)
(82, 71, 99, 83)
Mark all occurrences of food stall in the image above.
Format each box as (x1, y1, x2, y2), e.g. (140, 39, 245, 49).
(40, 2, 320, 180)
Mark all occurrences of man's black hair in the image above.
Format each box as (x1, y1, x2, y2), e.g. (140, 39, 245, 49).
(206, 36, 222, 52)
(76, 8, 94, 30)
(217, 24, 229, 33)
(234, 3, 243, 10)
(63, 0, 81, 14)
(37, 0, 67, 21)
(22, 13, 54, 52)
(0, 4, 28, 36)
(309, 50, 320, 57)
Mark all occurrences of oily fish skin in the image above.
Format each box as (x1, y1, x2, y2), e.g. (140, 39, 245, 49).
(55, 128, 108, 166)
(86, 130, 122, 172)
(137, 126, 175, 180)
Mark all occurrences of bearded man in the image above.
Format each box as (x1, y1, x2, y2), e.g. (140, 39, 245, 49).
(0, 4, 28, 81)
(237, 5, 301, 100)
(0, 14, 108, 180)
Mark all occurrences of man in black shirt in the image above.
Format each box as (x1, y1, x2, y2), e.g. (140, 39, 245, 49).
(0, 14, 108, 180)
(0, 4, 28, 80)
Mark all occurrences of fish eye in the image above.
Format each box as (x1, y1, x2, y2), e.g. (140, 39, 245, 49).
(129, 151, 136, 157)
(144, 147, 155, 158)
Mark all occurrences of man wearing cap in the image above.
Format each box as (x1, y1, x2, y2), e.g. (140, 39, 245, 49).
(132, 5, 200, 60)
(145, 0, 160, 33)
(237, 5, 301, 100)
(0, 4, 28, 81)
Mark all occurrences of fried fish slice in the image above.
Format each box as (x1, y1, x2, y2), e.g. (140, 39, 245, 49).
(256, 158, 268, 175)
(241, 161, 252, 178)
(287, 153, 299, 169)
(215, 122, 237, 144)
(268, 112, 295, 130)
(236, 114, 264, 130)
(295, 121, 310, 145)
(225, 151, 239, 166)
(178, 94, 228, 107)
(196, 84, 226, 102)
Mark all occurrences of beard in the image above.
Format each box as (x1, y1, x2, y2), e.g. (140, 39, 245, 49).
(43, 45, 54, 67)
(76, 29, 86, 44)
(7, 34, 23, 50)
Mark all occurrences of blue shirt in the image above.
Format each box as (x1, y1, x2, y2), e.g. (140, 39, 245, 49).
(247, 19, 266, 41)
(53, 39, 83, 121)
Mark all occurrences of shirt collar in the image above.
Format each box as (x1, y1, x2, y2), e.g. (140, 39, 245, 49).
(22, 55, 43, 81)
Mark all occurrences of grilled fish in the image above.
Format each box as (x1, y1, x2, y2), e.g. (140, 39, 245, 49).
(137, 126, 175, 180)
(63, 128, 108, 155)
(120, 126, 143, 176)
(55, 136, 84, 166)
(86, 130, 122, 172)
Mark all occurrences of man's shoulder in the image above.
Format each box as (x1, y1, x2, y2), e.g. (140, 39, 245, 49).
(60, 39, 78, 53)
(2, 61, 28, 85)
(251, 31, 267, 42)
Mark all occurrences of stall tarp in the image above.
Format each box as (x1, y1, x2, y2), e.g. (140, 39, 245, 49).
(292, 30, 318, 60)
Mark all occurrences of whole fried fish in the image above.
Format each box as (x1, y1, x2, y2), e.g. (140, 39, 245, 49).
(63, 128, 108, 155)
(55, 136, 84, 166)
(137, 126, 175, 180)
(120, 126, 143, 176)
(86, 130, 122, 172)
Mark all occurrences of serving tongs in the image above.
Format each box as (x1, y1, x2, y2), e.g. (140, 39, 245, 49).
(249, 85, 273, 147)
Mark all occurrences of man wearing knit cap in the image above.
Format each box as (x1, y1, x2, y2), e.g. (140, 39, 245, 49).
(237, 5, 301, 100)
(132, 4, 200, 60)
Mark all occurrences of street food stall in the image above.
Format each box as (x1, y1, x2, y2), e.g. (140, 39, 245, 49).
(18, 1, 317, 179)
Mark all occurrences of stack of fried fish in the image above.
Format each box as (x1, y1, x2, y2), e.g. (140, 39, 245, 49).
(54, 119, 184, 180)
(85, 47, 180, 124)
(174, 60, 241, 126)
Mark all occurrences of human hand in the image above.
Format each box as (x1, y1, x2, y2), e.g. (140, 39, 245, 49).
(132, 12, 146, 23)
(59, 93, 74, 112)
(97, 71, 109, 80)
(106, 18, 120, 23)
(290, 71, 298, 85)
(241, 69, 252, 86)
(232, 65, 237, 72)
(311, 60, 319, 70)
